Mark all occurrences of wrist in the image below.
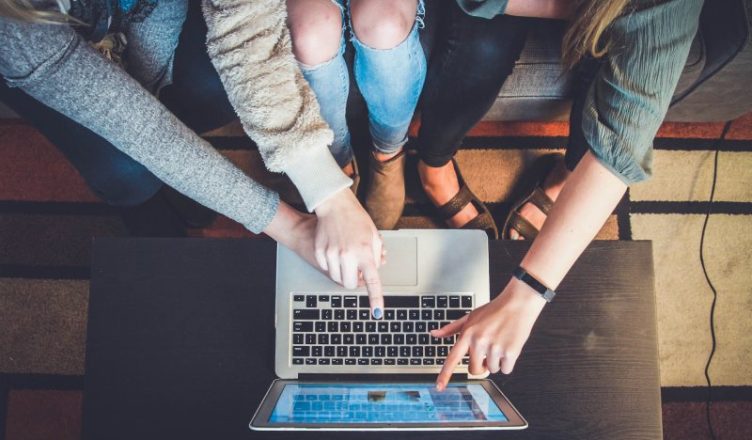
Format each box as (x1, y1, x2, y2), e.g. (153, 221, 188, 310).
(314, 188, 353, 217)
(508, 277, 548, 310)
(263, 201, 306, 243)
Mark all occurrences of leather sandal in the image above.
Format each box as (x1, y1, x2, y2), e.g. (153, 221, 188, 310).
(433, 158, 499, 239)
(502, 153, 562, 240)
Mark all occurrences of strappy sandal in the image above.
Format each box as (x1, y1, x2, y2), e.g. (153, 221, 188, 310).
(502, 153, 563, 240)
(433, 159, 499, 240)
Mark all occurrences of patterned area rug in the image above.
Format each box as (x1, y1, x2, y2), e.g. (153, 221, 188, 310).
(1, 115, 751, 439)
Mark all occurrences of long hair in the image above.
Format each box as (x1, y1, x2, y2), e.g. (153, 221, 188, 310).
(0, 0, 70, 24)
(562, 0, 631, 69)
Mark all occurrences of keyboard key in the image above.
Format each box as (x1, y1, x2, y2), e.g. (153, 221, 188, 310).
(447, 309, 469, 320)
(416, 322, 427, 332)
(292, 346, 309, 357)
(293, 334, 303, 344)
(410, 359, 421, 365)
(438, 346, 449, 357)
(306, 358, 316, 365)
(390, 322, 401, 332)
(437, 358, 445, 365)
(365, 322, 376, 332)
(423, 358, 435, 365)
(334, 310, 345, 320)
(421, 296, 435, 308)
(400, 346, 411, 357)
(449, 296, 460, 308)
(375, 346, 385, 357)
(437, 296, 448, 308)
(462, 296, 472, 308)
(397, 359, 408, 365)
(306, 295, 317, 308)
(434, 310, 445, 320)
(385, 310, 395, 320)
(293, 321, 313, 332)
(340, 322, 351, 332)
(426, 346, 436, 357)
(353, 322, 364, 332)
(384, 296, 420, 308)
(359, 296, 370, 308)
(403, 322, 414, 332)
(325, 346, 335, 357)
(397, 310, 408, 320)
(409, 309, 420, 320)
(337, 346, 347, 357)
(292, 358, 303, 365)
(347, 310, 357, 320)
(332, 358, 343, 365)
(358, 359, 369, 365)
(359, 310, 370, 320)
(406, 334, 417, 345)
(363, 346, 373, 357)
(322, 309, 333, 320)
(394, 334, 405, 345)
(331, 296, 342, 307)
(368, 334, 379, 344)
(318, 358, 330, 365)
(419, 334, 429, 345)
(371, 359, 383, 365)
(305, 334, 316, 344)
(412, 346, 424, 357)
(378, 322, 389, 332)
(327, 322, 338, 333)
(462, 358, 470, 365)
(387, 346, 398, 357)
(343, 334, 354, 344)
(331, 334, 342, 344)
(345, 358, 356, 365)
(344, 296, 358, 307)
(385, 359, 396, 365)
(431, 336, 442, 344)
(380, 334, 392, 345)
(349, 346, 360, 357)
(312, 346, 322, 357)
(428, 322, 440, 331)
(317, 334, 329, 345)
(293, 295, 305, 302)
(421, 310, 432, 320)
(356, 334, 366, 345)
(444, 337, 455, 345)
(315, 322, 326, 332)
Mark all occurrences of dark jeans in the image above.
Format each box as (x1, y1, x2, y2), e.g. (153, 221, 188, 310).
(0, 0, 235, 207)
(415, 2, 531, 167)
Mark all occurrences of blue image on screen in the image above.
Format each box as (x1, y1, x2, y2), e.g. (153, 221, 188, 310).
(269, 383, 508, 424)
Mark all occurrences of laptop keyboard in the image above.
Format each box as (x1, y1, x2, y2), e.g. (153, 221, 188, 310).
(291, 294, 472, 367)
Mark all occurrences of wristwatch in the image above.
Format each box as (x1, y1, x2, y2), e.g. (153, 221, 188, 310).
(512, 266, 556, 302)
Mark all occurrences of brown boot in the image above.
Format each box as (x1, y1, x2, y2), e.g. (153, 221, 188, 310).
(365, 150, 406, 230)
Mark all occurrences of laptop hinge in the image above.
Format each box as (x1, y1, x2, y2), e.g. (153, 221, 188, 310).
(298, 373, 467, 382)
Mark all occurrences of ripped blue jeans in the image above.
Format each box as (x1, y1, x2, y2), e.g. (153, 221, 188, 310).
(298, 0, 427, 167)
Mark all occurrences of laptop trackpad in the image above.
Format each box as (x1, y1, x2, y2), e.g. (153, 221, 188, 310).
(379, 236, 417, 286)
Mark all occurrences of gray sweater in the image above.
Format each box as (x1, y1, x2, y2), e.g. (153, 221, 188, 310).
(0, 0, 351, 233)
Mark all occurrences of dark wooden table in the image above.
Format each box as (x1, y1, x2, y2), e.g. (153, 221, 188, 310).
(83, 238, 661, 439)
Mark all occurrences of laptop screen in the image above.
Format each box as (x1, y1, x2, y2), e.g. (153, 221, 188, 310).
(268, 383, 508, 424)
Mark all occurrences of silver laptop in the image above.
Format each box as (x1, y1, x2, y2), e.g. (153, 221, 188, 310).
(250, 229, 527, 430)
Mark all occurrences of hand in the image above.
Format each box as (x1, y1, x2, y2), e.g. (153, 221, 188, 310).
(263, 201, 321, 269)
(314, 189, 385, 319)
(433, 277, 547, 390)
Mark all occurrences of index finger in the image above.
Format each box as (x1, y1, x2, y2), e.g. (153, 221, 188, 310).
(436, 335, 470, 391)
(360, 261, 384, 320)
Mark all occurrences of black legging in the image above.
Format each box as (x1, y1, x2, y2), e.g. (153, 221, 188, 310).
(416, 3, 600, 170)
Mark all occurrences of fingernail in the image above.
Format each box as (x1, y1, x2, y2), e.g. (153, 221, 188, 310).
(373, 307, 383, 320)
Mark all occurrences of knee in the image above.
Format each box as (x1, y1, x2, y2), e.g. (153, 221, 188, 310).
(287, 0, 343, 66)
(351, 0, 416, 50)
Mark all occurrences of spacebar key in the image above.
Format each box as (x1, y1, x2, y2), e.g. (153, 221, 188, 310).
(383, 296, 420, 308)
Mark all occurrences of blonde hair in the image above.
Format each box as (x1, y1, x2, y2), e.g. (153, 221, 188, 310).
(0, 0, 70, 24)
(562, 0, 631, 69)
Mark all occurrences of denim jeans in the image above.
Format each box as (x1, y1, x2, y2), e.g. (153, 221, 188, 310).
(0, 0, 235, 207)
(299, 0, 427, 167)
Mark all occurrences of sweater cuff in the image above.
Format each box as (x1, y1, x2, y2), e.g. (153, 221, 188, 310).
(282, 143, 353, 212)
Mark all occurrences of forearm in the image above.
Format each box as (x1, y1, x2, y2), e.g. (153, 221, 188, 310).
(505, 0, 574, 19)
(520, 151, 627, 290)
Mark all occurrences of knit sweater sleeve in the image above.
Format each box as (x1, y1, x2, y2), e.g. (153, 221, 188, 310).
(0, 16, 280, 234)
(202, 0, 352, 212)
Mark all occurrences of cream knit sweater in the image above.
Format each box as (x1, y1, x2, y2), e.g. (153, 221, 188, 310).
(203, 0, 352, 211)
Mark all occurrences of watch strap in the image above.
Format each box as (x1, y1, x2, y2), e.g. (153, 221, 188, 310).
(512, 266, 556, 302)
